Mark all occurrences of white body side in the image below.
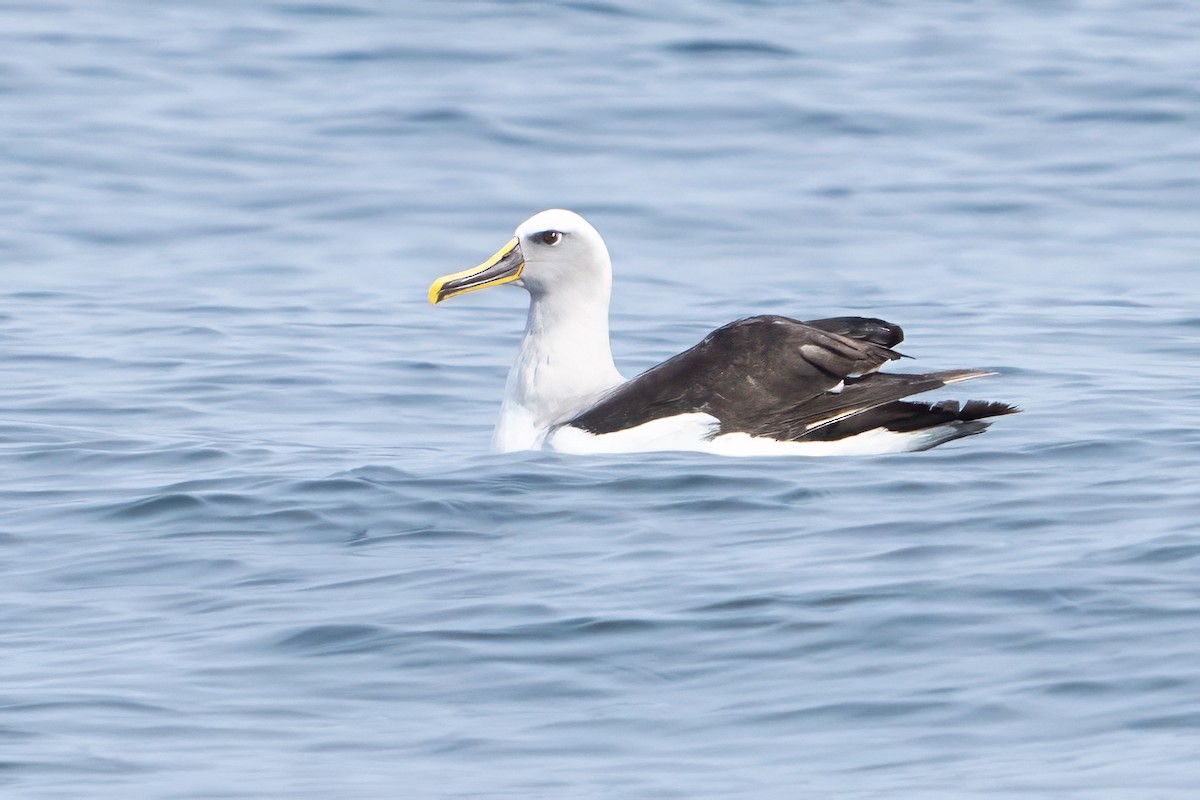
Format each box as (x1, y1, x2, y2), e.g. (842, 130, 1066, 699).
(546, 414, 972, 456)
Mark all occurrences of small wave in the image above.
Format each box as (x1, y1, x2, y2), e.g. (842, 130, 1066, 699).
(273, 2, 375, 17)
(275, 623, 395, 655)
(665, 39, 795, 58)
(107, 493, 207, 519)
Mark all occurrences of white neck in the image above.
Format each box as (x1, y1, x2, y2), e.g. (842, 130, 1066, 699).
(493, 281, 625, 452)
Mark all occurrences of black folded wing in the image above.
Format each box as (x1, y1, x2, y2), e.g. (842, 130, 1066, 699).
(568, 314, 1015, 442)
(570, 315, 908, 437)
(802, 316, 905, 349)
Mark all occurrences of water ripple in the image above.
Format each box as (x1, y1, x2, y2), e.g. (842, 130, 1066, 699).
(3, 0, 1199, 796)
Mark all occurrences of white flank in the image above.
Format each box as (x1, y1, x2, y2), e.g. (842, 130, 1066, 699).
(707, 426, 959, 456)
(547, 413, 721, 454)
(547, 416, 969, 457)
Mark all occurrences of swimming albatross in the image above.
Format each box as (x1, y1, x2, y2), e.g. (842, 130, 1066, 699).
(429, 209, 1017, 455)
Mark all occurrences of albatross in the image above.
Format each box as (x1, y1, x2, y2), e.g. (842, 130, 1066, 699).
(429, 209, 1017, 455)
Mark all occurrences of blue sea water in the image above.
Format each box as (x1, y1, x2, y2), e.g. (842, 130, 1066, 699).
(2, 0, 1200, 797)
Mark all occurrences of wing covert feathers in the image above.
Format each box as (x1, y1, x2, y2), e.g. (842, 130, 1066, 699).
(569, 315, 1017, 442)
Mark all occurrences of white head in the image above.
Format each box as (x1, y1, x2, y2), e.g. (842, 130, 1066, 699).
(429, 210, 624, 450)
(512, 209, 611, 299)
(429, 209, 612, 305)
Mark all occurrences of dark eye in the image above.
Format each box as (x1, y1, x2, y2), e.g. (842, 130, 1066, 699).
(539, 230, 562, 246)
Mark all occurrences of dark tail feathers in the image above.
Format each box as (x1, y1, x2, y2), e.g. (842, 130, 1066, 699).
(799, 398, 1020, 443)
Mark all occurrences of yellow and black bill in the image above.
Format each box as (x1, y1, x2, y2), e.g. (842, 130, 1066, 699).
(429, 237, 524, 305)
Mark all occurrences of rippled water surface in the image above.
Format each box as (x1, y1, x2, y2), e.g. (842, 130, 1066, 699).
(3, 1, 1200, 797)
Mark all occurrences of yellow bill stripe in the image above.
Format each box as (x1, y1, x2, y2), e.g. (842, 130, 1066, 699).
(428, 237, 523, 305)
